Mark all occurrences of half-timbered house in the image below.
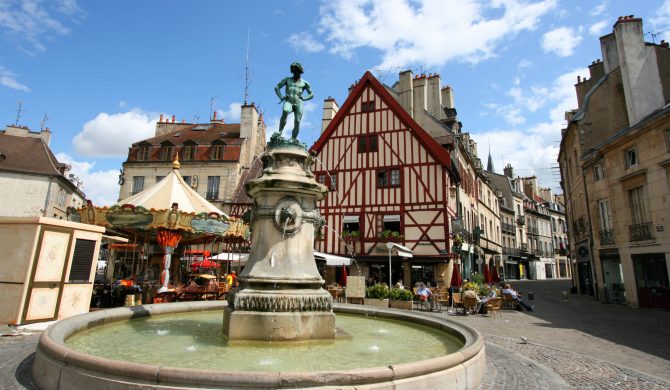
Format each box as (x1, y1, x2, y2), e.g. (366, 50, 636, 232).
(310, 71, 460, 287)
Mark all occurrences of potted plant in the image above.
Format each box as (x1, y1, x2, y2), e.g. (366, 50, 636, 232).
(389, 287, 414, 310)
(365, 283, 389, 308)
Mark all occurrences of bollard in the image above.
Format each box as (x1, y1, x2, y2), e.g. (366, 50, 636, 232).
(527, 291, 534, 300)
(562, 291, 568, 301)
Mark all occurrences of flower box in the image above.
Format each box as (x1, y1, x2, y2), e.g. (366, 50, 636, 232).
(364, 298, 389, 308)
(389, 300, 413, 310)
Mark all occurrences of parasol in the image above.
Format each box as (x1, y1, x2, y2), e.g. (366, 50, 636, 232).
(483, 261, 492, 284)
(339, 264, 348, 287)
(450, 263, 462, 288)
(190, 259, 221, 270)
(492, 263, 501, 283)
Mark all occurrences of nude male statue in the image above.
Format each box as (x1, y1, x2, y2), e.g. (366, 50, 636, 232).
(274, 62, 313, 140)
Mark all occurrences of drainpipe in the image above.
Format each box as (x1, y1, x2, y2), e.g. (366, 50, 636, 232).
(43, 176, 53, 217)
(582, 168, 599, 302)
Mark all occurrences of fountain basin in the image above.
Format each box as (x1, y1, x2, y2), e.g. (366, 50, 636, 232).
(33, 301, 485, 389)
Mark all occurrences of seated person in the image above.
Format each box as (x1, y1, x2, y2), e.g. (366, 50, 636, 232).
(477, 285, 497, 314)
(416, 282, 436, 311)
(395, 280, 405, 290)
(462, 288, 479, 313)
(501, 283, 533, 311)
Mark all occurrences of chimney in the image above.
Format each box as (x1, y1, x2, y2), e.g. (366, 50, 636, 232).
(441, 85, 455, 109)
(412, 74, 427, 119)
(426, 74, 442, 119)
(155, 114, 191, 136)
(613, 16, 664, 126)
(210, 110, 224, 124)
(159, 114, 164, 123)
(503, 163, 514, 178)
(398, 70, 414, 118)
(588, 59, 604, 81)
(171, 115, 176, 123)
(321, 97, 339, 133)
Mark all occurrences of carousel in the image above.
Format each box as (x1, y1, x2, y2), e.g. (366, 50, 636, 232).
(68, 156, 247, 302)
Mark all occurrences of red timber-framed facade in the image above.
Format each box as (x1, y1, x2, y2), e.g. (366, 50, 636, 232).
(310, 71, 458, 287)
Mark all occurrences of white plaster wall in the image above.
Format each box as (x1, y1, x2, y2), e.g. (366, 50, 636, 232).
(0, 173, 50, 217)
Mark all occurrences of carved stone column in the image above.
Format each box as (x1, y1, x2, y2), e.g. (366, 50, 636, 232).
(223, 145, 335, 341)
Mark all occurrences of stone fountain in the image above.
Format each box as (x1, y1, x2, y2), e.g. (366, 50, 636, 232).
(223, 142, 335, 341)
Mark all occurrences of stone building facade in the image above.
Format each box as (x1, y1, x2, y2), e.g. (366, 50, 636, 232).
(559, 16, 670, 309)
(0, 125, 86, 219)
(119, 104, 266, 216)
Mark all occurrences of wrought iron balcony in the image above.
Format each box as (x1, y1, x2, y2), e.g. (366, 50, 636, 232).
(629, 222, 653, 241)
(599, 229, 615, 245)
(501, 222, 515, 233)
(527, 226, 539, 234)
(205, 191, 219, 200)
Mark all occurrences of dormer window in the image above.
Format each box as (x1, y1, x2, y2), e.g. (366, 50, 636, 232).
(137, 144, 150, 161)
(182, 141, 197, 161)
(159, 142, 174, 161)
(210, 141, 226, 160)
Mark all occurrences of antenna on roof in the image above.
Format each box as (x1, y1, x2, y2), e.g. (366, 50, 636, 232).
(645, 24, 670, 44)
(40, 113, 48, 130)
(192, 110, 200, 123)
(243, 26, 252, 105)
(14, 99, 24, 126)
(210, 96, 217, 120)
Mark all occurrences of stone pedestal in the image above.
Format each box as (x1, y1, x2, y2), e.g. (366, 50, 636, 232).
(223, 144, 335, 341)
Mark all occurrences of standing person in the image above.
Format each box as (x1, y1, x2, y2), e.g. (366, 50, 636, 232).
(274, 62, 314, 140)
(226, 271, 237, 288)
(416, 282, 436, 311)
(502, 283, 534, 311)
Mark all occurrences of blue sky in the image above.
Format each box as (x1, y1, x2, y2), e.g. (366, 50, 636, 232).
(1, 0, 669, 206)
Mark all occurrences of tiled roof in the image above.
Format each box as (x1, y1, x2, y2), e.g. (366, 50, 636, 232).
(132, 123, 242, 146)
(0, 134, 63, 176)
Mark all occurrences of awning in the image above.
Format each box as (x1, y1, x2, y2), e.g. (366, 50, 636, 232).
(383, 215, 400, 222)
(343, 215, 359, 223)
(314, 251, 352, 266)
(386, 242, 413, 258)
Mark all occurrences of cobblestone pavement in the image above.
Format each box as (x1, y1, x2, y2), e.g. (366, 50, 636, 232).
(2, 279, 669, 389)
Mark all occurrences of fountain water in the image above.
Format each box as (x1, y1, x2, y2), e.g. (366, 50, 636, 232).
(32, 141, 486, 389)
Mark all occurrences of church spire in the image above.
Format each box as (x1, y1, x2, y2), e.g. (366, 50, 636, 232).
(486, 145, 495, 173)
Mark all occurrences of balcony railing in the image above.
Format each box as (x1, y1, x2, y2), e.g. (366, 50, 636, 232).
(502, 247, 519, 256)
(599, 229, 616, 245)
(527, 226, 538, 234)
(501, 222, 515, 233)
(205, 191, 219, 200)
(629, 222, 653, 241)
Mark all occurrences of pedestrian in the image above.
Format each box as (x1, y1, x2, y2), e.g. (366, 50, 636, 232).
(502, 283, 534, 311)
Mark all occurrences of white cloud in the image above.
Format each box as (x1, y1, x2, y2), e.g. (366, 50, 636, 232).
(318, 0, 557, 68)
(518, 59, 533, 68)
(589, 1, 607, 17)
(0, 0, 84, 54)
(0, 66, 30, 91)
(118, 100, 127, 108)
(286, 31, 325, 53)
(588, 20, 608, 36)
(55, 153, 120, 207)
(73, 109, 157, 157)
(541, 26, 581, 57)
(651, 0, 670, 42)
(265, 100, 318, 142)
(476, 67, 587, 189)
(216, 102, 242, 123)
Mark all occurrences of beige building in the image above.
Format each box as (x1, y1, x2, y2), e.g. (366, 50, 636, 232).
(559, 16, 670, 309)
(119, 104, 266, 217)
(0, 125, 86, 219)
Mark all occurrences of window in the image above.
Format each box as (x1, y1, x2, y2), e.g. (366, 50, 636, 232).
(625, 147, 638, 168)
(377, 168, 400, 188)
(593, 163, 604, 181)
(68, 239, 96, 282)
(361, 100, 375, 112)
(155, 176, 165, 184)
(358, 134, 378, 153)
(206, 176, 220, 200)
(210, 143, 225, 160)
(629, 186, 648, 224)
(159, 143, 174, 161)
(56, 188, 68, 206)
(597, 199, 613, 231)
(342, 215, 361, 245)
(317, 174, 327, 185)
(183, 176, 192, 186)
(182, 143, 196, 160)
(329, 174, 337, 191)
(380, 214, 401, 238)
(665, 129, 670, 152)
(132, 176, 144, 195)
(137, 145, 150, 161)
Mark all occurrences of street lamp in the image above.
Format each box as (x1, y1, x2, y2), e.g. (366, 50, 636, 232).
(385, 242, 413, 288)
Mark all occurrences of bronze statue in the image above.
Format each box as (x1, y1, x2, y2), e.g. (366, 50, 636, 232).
(275, 62, 313, 140)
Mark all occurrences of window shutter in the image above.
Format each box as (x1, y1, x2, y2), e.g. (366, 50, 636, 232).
(68, 239, 97, 282)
